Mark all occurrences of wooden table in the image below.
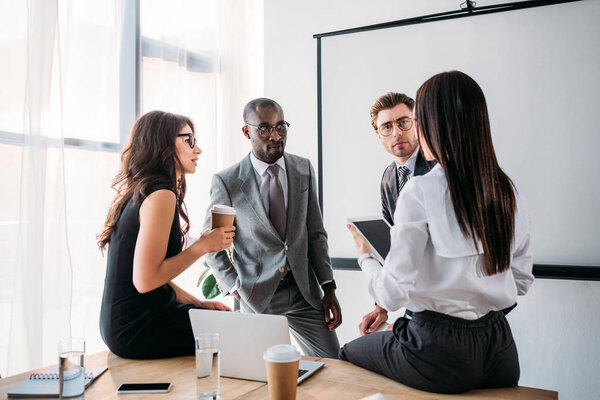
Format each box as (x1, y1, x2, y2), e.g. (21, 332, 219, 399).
(0, 351, 557, 399)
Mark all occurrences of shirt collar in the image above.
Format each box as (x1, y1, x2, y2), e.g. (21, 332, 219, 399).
(395, 146, 420, 173)
(250, 152, 286, 176)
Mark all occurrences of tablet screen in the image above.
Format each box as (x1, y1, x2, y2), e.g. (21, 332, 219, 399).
(353, 219, 391, 259)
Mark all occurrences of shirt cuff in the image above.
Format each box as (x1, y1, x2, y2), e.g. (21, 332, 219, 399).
(228, 281, 240, 295)
(360, 257, 383, 275)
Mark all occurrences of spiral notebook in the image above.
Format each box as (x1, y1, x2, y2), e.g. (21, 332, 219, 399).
(8, 366, 107, 398)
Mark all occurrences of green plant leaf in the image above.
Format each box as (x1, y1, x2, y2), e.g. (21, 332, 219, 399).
(202, 274, 221, 299)
(197, 266, 211, 287)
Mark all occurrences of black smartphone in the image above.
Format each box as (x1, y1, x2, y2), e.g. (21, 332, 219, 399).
(116, 383, 172, 393)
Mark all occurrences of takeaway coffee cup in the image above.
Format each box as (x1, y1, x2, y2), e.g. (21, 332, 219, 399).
(263, 344, 301, 400)
(210, 205, 236, 229)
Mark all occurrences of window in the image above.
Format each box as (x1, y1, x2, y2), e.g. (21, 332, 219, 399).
(0, 0, 262, 376)
(0, 0, 131, 375)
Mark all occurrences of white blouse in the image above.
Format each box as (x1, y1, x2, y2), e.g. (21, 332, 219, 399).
(360, 164, 534, 320)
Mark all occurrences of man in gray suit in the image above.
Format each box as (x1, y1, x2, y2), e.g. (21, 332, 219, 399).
(359, 92, 434, 335)
(204, 98, 341, 358)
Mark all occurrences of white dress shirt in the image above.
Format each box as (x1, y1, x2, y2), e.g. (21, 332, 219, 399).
(395, 146, 420, 178)
(360, 164, 534, 320)
(250, 152, 288, 213)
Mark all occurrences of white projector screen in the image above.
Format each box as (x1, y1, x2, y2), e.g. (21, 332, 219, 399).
(319, 0, 600, 270)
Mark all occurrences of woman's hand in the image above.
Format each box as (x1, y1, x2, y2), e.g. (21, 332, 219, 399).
(171, 282, 232, 312)
(198, 300, 232, 312)
(347, 224, 375, 256)
(196, 226, 235, 254)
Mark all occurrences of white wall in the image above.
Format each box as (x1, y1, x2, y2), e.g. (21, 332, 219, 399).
(264, 1, 600, 399)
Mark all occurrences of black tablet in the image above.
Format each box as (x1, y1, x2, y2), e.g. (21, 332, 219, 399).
(347, 217, 392, 261)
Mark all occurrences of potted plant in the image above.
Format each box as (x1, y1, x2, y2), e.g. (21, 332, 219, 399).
(197, 246, 235, 299)
(197, 261, 221, 299)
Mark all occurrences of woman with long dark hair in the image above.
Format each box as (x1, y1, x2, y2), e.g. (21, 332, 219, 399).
(98, 110, 235, 359)
(342, 71, 534, 393)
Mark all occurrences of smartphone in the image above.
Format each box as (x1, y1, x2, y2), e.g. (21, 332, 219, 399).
(116, 383, 172, 393)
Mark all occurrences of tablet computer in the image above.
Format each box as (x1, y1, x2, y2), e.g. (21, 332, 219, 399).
(347, 216, 392, 261)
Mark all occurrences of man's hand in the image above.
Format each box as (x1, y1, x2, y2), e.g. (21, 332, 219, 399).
(322, 288, 342, 331)
(359, 305, 388, 336)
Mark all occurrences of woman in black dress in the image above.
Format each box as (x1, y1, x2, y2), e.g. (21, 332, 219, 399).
(98, 111, 235, 359)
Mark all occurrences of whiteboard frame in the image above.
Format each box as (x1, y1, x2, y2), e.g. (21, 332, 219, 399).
(313, 0, 600, 280)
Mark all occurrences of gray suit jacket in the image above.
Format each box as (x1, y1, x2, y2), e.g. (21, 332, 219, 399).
(203, 153, 333, 313)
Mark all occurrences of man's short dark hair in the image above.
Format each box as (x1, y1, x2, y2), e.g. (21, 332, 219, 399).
(243, 98, 282, 123)
(370, 92, 415, 130)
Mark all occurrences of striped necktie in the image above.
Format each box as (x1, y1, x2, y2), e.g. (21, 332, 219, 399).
(397, 165, 411, 195)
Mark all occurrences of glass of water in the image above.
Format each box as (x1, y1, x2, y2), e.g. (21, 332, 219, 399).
(58, 337, 85, 399)
(195, 333, 220, 400)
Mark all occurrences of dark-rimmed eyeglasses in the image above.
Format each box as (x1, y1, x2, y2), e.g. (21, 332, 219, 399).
(177, 133, 196, 149)
(377, 118, 414, 137)
(246, 121, 290, 137)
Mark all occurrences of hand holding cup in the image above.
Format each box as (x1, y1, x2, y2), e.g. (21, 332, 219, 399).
(198, 226, 235, 253)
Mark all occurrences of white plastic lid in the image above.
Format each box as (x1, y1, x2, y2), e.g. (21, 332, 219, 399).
(211, 204, 236, 215)
(263, 344, 301, 363)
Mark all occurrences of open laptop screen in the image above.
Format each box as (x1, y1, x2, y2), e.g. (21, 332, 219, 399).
(188, 309, 323, 383)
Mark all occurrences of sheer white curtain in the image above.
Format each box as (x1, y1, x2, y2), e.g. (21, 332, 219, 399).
(0, 0, 122, 376)
(140, 0, 264, 296)
(1, 0, 263, 376)
(0, 0, 262, 376)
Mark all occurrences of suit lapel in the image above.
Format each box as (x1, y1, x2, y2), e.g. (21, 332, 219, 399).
(238, 155, 281, 239)
(284, 154, 301, 241)
(390, 161, 399, 205)
(414, 151, 435, 176)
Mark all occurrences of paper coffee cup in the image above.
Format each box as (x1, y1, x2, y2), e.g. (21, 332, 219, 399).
(263, 344, 301, 400)
(210, 205, 236, 229)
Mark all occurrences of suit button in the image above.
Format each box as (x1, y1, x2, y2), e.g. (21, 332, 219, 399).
(284, 245, 289, 251)
(279, 267, 285, 273)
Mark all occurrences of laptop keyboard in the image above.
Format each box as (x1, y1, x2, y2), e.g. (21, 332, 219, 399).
(298, 369, 309, 378)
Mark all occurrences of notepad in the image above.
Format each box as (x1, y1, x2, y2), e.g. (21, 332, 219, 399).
(8, 366, 107, 398)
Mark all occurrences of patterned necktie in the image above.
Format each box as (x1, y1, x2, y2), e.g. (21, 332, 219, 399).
(267, 164, 286, 238)
(397, 165, 411, 195)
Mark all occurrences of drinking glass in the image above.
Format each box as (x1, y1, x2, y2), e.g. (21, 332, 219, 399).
(58, 337, 85, 399)
(195, 333, 220, 399)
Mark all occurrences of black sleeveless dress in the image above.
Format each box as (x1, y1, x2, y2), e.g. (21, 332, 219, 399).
(100, 185, 199, 359)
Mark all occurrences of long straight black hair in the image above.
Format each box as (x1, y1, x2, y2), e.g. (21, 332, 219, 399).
(415, 71, 516, 276)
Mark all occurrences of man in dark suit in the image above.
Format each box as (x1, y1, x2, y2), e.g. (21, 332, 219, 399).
(204, 98, 342, 358)
(359, 92, 435, 335)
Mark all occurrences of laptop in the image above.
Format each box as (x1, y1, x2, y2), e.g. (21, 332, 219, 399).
(347, 216, 392, 261)
(189, 309, 324, 383)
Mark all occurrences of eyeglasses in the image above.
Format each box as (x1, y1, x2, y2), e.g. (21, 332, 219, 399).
(246, 121, 290, 137)
(177, 133, 196, 149)
(377, 118, 414, 137)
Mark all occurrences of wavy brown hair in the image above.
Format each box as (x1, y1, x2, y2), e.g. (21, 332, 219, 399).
(369, 92, 415, 130)
(97, 110, 194, 251)
(415, 71, 516, 276)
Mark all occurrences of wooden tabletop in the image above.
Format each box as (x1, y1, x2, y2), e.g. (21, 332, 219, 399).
(0, 351, 557, 400)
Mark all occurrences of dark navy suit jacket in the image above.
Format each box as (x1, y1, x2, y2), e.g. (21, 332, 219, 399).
(380, 151, 435, 226)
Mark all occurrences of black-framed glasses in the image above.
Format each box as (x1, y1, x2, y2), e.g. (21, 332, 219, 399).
(377, 117, 414, 137)
(177, 133, 196, 149)
(246, 121, 290, 137)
